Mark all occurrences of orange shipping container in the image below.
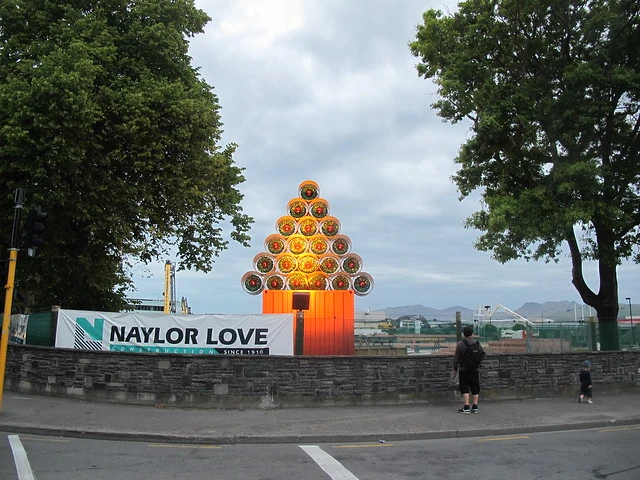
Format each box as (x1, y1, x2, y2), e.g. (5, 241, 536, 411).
(262, 290, 354, 355)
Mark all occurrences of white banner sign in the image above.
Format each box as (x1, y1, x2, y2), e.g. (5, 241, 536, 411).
(56, 309, 293, 355)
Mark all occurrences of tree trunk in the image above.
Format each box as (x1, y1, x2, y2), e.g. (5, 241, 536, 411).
(594, 258, 620, 351)
(567, 230, 620, 351)
(597, 310, 620, 351)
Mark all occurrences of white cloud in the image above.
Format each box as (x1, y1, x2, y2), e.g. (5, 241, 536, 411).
(210, 0, 305, 50)
(127, 0, 640, 315)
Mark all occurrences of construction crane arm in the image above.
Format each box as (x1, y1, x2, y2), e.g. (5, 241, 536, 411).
(494, 304, 533, 326)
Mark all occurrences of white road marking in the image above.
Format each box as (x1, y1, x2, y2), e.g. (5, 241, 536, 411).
(300, 445, 359, 480)
(9, 435, 36, 480)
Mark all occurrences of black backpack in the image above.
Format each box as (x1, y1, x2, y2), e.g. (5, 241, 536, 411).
(462, 339, 484, 369)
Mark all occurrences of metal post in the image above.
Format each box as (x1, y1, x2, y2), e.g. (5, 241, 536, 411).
(483, 305, 492, 339)
(0, 188, 25, 411)
(625, 297, 635, 347)
(589, 317, 598, 351)
(295, 310, 304, 355)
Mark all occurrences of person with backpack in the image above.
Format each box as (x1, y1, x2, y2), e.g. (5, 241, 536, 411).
(453, 325, 486, 414)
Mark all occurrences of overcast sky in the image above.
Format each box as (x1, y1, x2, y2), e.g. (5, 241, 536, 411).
(127, 0, 639, 315)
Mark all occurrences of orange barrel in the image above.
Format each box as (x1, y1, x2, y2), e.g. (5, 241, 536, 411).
(241, 271, 264, 295)
(319, 254, 341, 275)
(320, 216, 340, 237)
(309, 198, 329, 219)
(308, 235, 329, 255)
(297, 254, 319, 274)
(287, 272, 308, 290)
(287, 198, 308, 219)
(264, 274, 285, 290)
(253, 253, 275, 274)
(308, 272, 329, 290)
(341, 254, 362, 274)
(299, 180, 319, 201)
(265, 234, 286, 255)
(298, 217, 319, 237)
(331, 235, 351, 255)
(276, 215, 297, 237)
(330, 274, 351, 291)
(353, 272, 374, 296)
(276, 253, 297, 274)
(287, 234, 308, 255)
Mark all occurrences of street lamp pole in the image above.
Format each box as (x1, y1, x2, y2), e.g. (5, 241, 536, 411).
(484, 305, 492, 340)
(625, 297, 635, 347)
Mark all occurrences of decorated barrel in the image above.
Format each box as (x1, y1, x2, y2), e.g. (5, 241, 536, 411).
(241, 180, 372, 296)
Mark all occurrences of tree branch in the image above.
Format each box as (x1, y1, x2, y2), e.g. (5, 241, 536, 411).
(566, 228, 597, 305)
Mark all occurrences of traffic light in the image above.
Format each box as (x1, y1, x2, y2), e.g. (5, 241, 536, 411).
(24, 207, 48, 250)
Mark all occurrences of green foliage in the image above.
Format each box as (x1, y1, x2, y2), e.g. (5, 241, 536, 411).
(410, 0, 640, 350)
(0, 1, 253, 311)
(483, 324, 500, 341)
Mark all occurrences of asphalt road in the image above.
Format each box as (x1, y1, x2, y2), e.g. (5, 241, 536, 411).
(3, 425, 640, 480)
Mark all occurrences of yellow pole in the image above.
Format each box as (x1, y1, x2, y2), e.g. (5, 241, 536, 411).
(0, 248, 18, 411)
(163, 261, 171, 314)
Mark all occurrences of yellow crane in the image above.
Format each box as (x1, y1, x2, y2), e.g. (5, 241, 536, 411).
(180, 297, 191, 315)
(163, 260, 176, 314)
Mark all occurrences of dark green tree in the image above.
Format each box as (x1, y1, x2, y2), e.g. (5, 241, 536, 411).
(484, 324, 500, 341)
(0, 0, 253, 312)
(410, 0, 640, 350)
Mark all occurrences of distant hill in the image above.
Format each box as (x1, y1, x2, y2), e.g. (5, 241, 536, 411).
(381, 304, 473, 322)
(378, 301, 604, 323)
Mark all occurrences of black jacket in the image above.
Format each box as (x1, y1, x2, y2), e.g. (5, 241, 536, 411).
(579, 369, 592, 386)
(453, 338, 485, 372)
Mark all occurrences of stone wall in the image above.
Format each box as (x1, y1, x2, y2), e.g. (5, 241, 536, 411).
(5, 344, 640, 409)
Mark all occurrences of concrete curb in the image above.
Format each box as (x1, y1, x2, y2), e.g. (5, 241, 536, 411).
(3, 417, 640, 445)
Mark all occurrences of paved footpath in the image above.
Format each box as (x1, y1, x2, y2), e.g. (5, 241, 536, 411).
(1, 391, 639, 445)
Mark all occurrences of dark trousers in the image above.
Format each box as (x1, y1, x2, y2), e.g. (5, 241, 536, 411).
(580, 384, 592, 398)
(459, 370, 480, 396)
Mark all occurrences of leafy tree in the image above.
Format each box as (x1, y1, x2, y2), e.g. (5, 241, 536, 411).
(0, 0, 253, 312)
(410, 0, 640, 350)
(483, 324, 500, 341)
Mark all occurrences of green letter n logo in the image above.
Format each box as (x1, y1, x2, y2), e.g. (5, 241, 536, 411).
(74, 317, 104, 350)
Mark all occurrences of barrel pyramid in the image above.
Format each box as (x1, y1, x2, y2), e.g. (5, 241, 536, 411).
(241, 180, 373, 296)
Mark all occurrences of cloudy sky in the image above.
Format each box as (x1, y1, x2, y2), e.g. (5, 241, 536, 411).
(128, 0, 639, 315)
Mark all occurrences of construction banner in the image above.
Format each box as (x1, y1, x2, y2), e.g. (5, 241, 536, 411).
(56, 309, 293, 355)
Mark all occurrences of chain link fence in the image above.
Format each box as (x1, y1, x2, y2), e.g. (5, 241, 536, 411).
(381, 321, 640, 355)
